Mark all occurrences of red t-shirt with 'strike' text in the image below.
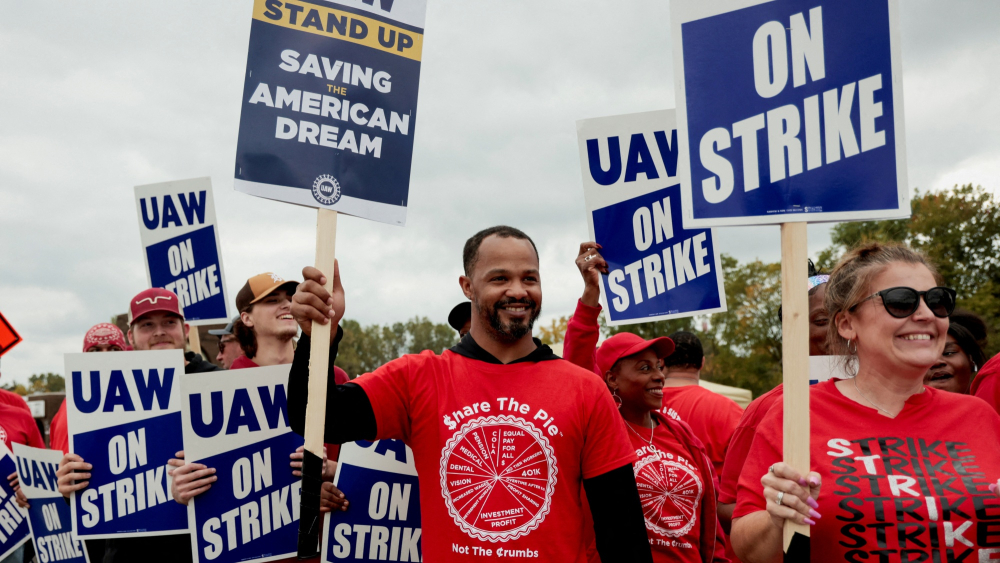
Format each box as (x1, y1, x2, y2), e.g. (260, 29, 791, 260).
(354, 348, 636, 562)
(735, 380, 1000, 562)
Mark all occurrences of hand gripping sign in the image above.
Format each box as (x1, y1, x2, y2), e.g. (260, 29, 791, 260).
(65, 350, 188, 539)
(0, 444, 30, 560)
(671, 0, 908, 227)
(135, 177, 231, 325)
(13, 444, 90, 563)
(576, 110, 726, 326)
(180, 365, 304, 563)
(321, 440, 420, 563)
(234, 0, 428, 227)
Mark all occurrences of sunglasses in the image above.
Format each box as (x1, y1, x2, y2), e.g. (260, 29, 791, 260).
(851, 286, 957, 319)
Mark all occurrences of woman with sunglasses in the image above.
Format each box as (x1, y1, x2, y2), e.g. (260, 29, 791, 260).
(564, 242, 729, 563)
(730, 242, 1000, 563)
(923, 309, 987, 394)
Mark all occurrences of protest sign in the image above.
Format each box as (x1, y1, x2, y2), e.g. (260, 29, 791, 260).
(0, 444, 30, 560)
(135, 177, 230, 326)
(670, 0, 908, 228)
(180, 364, 303, 563)
(234, 0, 428, 227)
(0, 310, 22, 357)
(576, 110, 726, 326)
(65, 350, 188, 539)
(13, 444, 89, 563)
(321, 440, 420, 563)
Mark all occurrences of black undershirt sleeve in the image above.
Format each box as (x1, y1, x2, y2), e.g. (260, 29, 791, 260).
(287, 328, 378, 444)
(583, 463, 655, 563)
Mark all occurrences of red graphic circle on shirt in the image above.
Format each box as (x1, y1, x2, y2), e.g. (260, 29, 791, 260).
(439, 415, 558, 542)
(0, 424, 6, 445)
(634, 451, 703, 538)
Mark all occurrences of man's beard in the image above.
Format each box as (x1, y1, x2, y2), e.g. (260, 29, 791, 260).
(478, 297, 541, 343)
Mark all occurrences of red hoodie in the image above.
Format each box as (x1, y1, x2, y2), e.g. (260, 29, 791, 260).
(972, 352, 1000, 416)
(563, 299, 729, 563)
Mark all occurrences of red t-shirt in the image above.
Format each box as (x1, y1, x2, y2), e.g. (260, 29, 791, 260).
(718, 385, 783, 505)
(354, 349, 636, 562)
(734, 379, 1000, 561)
(50, 398, 69, 454)
(0, 389, 29, 413)
(0, 402, 44, 450)
(660, 385, 743, 478)
(972, 353, 1000, 416)
(627, 411, 705, 563)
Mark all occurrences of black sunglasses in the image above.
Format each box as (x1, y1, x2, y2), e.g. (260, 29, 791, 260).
(851, 286, 957, 319)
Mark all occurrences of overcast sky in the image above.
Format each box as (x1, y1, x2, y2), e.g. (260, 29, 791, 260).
(1, 1, 998, 383)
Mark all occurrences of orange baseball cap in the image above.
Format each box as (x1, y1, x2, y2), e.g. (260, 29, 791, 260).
(236, 273, 298, 312)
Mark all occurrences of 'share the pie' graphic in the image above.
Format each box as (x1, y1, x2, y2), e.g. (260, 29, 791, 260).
(440, 415, 558, 542)
(634, 451, 703, 537)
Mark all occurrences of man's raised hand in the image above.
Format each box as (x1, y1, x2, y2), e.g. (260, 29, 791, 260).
(575, 242, 608, 308)
(292, 261, 345, 339)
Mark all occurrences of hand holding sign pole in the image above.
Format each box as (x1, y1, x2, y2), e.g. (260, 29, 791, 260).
(671, 0, 908, 557)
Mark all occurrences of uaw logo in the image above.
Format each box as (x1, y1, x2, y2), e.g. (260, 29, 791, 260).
(312, 174, 342, 206)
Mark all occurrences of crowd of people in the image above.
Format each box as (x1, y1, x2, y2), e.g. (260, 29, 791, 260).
(2, 224, 1000, 563)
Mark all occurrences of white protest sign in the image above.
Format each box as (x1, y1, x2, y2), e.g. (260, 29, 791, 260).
(321, 440, 420, 563)
(65, 350, 188, 539)
(809, 355, 851, 384)
(180, 365, 303, 563)
(577, 110, 726, 325)
(135, 177, 231, 325)
(0, 444, 30, 560)
(670, 0, 908, 227)
(13, 444, 90, 563)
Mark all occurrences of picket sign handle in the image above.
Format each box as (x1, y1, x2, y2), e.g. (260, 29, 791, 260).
(297, 208, 338, 559)
(780, 222, 811, 552)
(305, 208, 339, 457)
(187, 327, 201, 359)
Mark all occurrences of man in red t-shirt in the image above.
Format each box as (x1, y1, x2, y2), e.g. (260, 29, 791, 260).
(972, 352, 1000, 415)
(286, 226, 652, 563)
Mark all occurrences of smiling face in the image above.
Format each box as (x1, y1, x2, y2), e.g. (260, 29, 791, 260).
(808, 284, 830, 356)
(461, 235, 542, 344)
(923, 335, 974, 394)
(836, 262, 949, 379)
(128, 311, 187, 351)
(606, 348, 664, 415)
(242, 289, 297, 341)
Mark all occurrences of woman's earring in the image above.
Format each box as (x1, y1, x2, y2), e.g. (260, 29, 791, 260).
(847, 338, 858, 355)
(612, 389, 623, 409)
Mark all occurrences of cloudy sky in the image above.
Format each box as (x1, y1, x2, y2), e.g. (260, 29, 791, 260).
(1, 1, 998, 382)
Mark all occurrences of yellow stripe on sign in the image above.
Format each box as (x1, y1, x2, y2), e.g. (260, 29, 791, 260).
(253, 0, 423, 62)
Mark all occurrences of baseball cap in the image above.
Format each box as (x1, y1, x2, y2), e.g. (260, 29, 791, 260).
(82, 323, 127, 352)
(448, 302, 472, 332)
(595, 332, 675, 375)
(208, 317, 239, 336)
(236, 273, 298, 312)
(128, 288, 184, 325)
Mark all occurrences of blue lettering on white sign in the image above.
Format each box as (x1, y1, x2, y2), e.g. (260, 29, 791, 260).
(71, 369, 174, 414)
(679, 0, 902, 221)
(592, 184, 723, 323)
(139, 192, 208, 230)
(189, 385, 289, 438)
(0, 453, 30, 558)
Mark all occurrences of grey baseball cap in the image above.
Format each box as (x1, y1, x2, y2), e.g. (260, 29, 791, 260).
(208, 317, 239, 336)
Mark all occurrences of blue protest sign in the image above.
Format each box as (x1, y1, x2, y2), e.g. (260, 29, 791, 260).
(181, 365, 304, 563)
(13, 444, 90, 563)
(135, 178, 231, 325)
(322, 440, 420, 563)
(670, 0, 909, 227)
(577, 110, 726, 325)
(234, 0, 428, 227)
(65, 350, 188, 539)
(0, 444, 30, 560)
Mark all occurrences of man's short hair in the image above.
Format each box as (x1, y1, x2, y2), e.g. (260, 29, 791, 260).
(462, 226, 539, 276)
(663, 331, 703, 370)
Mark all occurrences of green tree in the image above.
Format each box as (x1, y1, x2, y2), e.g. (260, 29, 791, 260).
(538, 316, 569, 345)
(0, 382, 28, 396)
(28, 373, 65, 393)
(335, 317, 458, 378)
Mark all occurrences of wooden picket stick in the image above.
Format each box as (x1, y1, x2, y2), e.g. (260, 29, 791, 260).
(780, 222, 811, 557)
(297, 208, 338, 558)
(187, 326, 201, 358)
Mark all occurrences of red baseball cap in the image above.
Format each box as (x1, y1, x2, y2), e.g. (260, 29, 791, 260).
(595, 332, 675, 375)
(128, 288, 184, 325)
(82, 323, 127, 352)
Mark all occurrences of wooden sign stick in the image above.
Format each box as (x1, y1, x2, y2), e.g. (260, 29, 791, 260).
(781, 222, 810, 559)
(297, 208, 339, 558)
(187, 326, 201, 359)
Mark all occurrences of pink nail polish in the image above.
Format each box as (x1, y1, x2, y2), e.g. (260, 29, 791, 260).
(990, 483, 997, 493)
(809, 477, 820, 486)
(804, 518, 817, 526)
(809, 509, 821, 519)
(806, 497, 819, 509)
(798, 478, 807, 486)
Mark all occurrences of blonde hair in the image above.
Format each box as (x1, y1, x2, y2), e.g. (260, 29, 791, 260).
(825, 241, 943, 371)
